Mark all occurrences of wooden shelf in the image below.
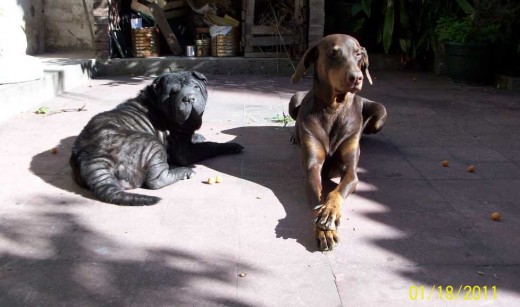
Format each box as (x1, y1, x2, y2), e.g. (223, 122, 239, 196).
(241, 0, 307, 57)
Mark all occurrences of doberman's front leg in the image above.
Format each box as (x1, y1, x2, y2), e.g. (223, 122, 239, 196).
(299, 137, 340, 251)
(300, 138, 325, 210)
(314, 138, 360, 251)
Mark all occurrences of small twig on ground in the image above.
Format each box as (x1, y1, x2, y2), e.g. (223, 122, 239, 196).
(47, 103, 87, 116)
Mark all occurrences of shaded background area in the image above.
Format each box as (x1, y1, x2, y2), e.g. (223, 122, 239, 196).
(324, 0, 520, 74)
(1, 73, 520, 305)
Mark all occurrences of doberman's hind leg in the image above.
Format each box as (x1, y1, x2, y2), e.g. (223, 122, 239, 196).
(361, 99, 387, 134)
(289, 91, 307, 145)
(289, 91, 307, 120)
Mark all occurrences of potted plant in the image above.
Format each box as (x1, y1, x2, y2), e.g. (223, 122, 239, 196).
(435, 5, 500, 84)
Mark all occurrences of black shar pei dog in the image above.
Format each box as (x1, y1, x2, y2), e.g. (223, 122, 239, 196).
(70, 71, 244, 206)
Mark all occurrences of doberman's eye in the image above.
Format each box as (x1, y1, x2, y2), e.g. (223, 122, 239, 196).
(328, 46, 342, 59)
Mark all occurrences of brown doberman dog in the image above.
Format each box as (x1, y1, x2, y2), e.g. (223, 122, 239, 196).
(289, 34, 387, 251)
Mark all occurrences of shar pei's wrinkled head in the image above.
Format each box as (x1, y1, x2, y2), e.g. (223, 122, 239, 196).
(146, 71, 208, 126)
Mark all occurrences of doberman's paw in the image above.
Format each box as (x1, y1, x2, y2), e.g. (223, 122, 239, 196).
(314, 204, 341, 231)
(315, 227, 339, 251)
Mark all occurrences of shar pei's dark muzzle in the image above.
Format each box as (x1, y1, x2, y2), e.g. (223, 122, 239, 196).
(70, 71, 244, 206)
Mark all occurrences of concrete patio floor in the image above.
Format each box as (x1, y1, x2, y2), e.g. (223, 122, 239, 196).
(1, 71, 519, 306)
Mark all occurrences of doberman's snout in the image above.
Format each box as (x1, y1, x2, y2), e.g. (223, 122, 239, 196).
(347, 70, 363, 85)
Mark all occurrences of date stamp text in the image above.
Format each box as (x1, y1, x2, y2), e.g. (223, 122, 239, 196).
(409, 285, 497, 301)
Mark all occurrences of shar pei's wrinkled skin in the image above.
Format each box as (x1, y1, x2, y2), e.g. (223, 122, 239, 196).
(70, 71, 244, 206)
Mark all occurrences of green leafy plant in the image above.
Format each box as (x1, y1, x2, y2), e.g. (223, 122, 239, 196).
(351, 0, 371, 33)
(270, 113, 294, 126)
(342, 0, 518, 68)
(413, 0, 467, 60)
(351, 0, 415, 61)
(435, 0, 520, 45)
(436, 16, 500, 44)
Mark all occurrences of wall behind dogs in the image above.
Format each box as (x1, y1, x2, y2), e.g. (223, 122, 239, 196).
(0, 0, 45, 55)
(43, 0, 95, 51)
(0, 0, 95, 55)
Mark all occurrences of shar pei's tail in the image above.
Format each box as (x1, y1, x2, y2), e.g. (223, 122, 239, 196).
(92, 183, 160, 206)
(70, 155, 160, 206)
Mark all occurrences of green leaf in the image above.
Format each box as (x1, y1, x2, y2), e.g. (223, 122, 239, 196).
(352, 0, 372, 17)
(361, 0, 372, 17)
(35, 106, 49, 115)
(399, 38, 411, 53)
(352, 18, 366, 33)
(270, 114, 294, 125)
(454, 0, 475, 15)
(399, 0, 410, 29)
(352, 4, 363, 16)
(383, 0, 395, 53)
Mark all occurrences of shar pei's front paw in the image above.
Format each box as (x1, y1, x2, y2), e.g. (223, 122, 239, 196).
(315, 226, 339, 251)
(174, 167, 196, 180)
(222, 142, 245, 154)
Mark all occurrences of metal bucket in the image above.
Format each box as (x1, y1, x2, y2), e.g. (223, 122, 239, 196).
(195, 38, 211, 57)
(211, 28, 239, 57)
(186, 45, 195, 57)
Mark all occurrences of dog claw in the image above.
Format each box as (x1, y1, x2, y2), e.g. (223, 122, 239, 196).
(314, 204, 341, 231)
(319, 216, 328, 225)
(313, 204, 323, 210)
(318, 240, 329, 251)
(315, 228, 339, 251)
(325, 219, 336, 230)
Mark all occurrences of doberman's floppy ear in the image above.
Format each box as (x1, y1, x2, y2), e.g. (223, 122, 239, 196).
(360, 47, 373, 85)
(291, 44, 319, 84)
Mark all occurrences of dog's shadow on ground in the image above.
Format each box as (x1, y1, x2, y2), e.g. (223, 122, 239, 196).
(29, 135, 98, 201)
(29, 127, 341, 252)
(199, 126, 339, 252)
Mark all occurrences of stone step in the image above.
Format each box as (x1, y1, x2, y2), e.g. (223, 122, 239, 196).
(0, 53, 93, 124)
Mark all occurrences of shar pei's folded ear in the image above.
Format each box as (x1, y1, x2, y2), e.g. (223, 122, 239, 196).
(291, 44, 319, 84)
(152, 73, 183, 103)
(192, 71, 207, 83)
(191, 71, 208, 100)
(359, 47, 372, 85)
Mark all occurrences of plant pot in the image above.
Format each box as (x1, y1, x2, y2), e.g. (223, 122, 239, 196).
(444, 42, 492, 85)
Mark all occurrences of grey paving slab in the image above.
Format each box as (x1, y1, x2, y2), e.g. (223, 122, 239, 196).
(0, 260, 140, 306)
(1, 71, 519, 306)
(331, 264, 520, 307)
(236, 263, 342, 307)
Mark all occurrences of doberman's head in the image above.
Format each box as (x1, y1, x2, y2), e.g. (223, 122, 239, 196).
(292, 34, 372, 100)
